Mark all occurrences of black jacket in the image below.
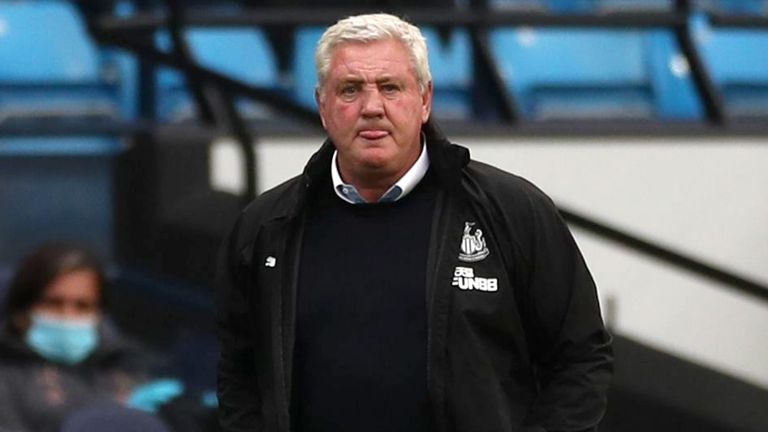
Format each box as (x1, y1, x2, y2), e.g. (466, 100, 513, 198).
(216, 123, 613, 432)
(0, 325, 153, 432)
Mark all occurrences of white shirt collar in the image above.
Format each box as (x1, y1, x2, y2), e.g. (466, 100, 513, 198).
(331, 138, 430, 204)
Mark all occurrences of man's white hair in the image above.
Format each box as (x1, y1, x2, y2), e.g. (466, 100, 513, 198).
(315, 13, 432, 96)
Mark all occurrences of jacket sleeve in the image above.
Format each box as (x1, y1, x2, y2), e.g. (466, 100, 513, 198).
(520, 191, 614, 432)
(216, 216, 262, 432)
(0, 374, 27, 431)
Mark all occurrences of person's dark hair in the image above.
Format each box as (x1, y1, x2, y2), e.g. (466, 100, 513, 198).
(3, 243, 108, 336)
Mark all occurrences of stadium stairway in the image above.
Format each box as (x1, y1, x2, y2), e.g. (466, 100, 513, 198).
(602, 335, 768, 432)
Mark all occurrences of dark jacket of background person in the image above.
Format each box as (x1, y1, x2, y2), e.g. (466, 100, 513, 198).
(0, 323, 151, 432)
(216, 122, 614, 432)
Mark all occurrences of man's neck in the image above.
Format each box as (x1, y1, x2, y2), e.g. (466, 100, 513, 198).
(337, 156, 417, 202)
(332, 135, 429, 204)
(343, 168, 405, 202)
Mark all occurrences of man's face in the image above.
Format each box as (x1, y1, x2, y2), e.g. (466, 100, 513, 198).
(317, 39, 432, 182)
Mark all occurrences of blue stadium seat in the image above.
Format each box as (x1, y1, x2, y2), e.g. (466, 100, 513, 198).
(100, 47, 139, 119)
(292, 26, 473, 119)
(487, 0, 548, 10)
(699, 0, 768, 14)
(547, 0, 595, 12)
(0, 137, 121, 156)
(594, 0, 673, 11)
(422, 28, 473, 119)
(155, 28, 279, 121)
(692, 14, 768, 116)
(646, 31, 703, 119)
(490, 0, 672, 12)
(0, 1, 119, 122)
(292, 27, 325, 110)
(488, 0, 592, 12)
(489, 28, 702, 120)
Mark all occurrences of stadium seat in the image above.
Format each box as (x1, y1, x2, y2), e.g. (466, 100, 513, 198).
(692, 14, 768, 116)
(488, 0, 591, 12)
(595, 0, 673, 11)
(547, 0, 595, 12)
(698, 0, 768, 14)
(490, 0, 672, 12)
(292, 26, 473, 119)
(292, 27, 325, 110)
(155, 28, 280, 121)
(422, 28, 474, 119)
(646, 31, 703, 119)
(101, 47, 139, 119)
(0, 1, 119, 122)
(489, 27, 702, 120)
(486, 0, 548, 10)
(0, 137, 121, 156)
(491, 0, 673, 12)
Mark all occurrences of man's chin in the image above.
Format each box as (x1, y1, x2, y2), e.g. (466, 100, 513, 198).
(357, 157, 391, 171)
(354, 147, 394, 165)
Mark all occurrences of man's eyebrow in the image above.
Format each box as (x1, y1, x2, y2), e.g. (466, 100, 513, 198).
(335, 76, 401, 85)
(375, 76, 399, 84)
(337, 77, 364, 85)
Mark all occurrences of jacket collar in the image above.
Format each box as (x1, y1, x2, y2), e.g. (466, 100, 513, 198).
(265, 120, 470, 220)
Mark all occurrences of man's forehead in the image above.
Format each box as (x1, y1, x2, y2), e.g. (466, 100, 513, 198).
(327, 40, 415, 80)
(329, 39, 409, 63)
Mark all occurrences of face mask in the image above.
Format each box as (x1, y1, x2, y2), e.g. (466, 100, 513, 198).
(25, 313, 99, 365)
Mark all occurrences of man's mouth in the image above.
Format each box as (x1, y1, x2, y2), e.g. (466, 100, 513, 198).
(358, 129, 389, 140)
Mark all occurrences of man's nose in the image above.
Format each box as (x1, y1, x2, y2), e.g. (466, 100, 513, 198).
(360, 88, 384, 117)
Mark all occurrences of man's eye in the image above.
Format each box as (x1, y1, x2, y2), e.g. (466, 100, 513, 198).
(340, 86, 358, 96)
(381, 84, 400, 94)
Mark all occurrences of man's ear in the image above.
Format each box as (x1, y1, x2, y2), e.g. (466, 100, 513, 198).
(421, 81, 434, 124)
(315, 88, 327, 129)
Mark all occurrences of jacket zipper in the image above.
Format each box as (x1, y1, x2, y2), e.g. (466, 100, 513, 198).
(277, 213, 306, 432)
(425, 191, 451, 432)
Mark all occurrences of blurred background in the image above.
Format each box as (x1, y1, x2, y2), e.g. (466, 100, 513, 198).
(1, 0, 767, 431)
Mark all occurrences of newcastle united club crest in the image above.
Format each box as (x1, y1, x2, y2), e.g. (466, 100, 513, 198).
(458, 222, 490, 262)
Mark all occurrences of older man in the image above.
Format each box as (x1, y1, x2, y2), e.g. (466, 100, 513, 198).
(217, 13, 613, 432)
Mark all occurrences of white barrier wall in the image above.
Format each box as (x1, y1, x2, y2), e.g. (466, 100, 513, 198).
(210, 134, 768, 389)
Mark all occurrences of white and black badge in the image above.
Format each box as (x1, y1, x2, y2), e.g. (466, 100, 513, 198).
(458, 222, 490, 263)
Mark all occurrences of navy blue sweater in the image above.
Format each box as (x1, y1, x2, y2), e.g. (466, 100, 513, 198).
(294, 172, 437, 432)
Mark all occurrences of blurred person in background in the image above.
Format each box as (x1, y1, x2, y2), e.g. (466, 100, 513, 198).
(217, 12, 612, 432)
(0, 243, 183, 432)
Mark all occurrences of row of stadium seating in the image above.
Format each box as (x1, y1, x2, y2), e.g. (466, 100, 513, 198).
(488, 0, 768, 13)
(1, 0, 768, 130)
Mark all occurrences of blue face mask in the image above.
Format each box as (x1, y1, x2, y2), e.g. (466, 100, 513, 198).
(25, 313, 99, 365)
